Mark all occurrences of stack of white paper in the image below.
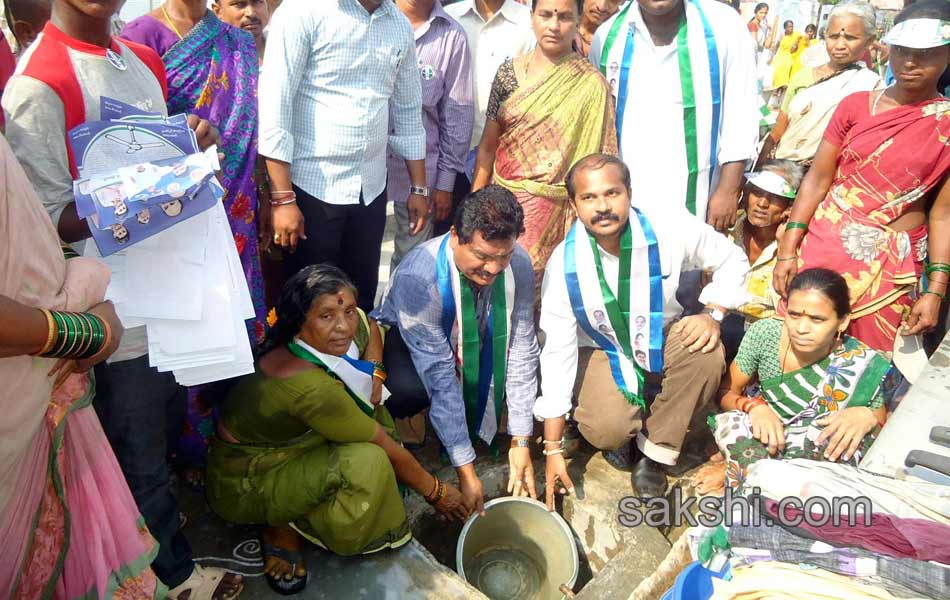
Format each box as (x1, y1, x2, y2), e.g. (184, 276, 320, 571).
(90, 201, 255, 386)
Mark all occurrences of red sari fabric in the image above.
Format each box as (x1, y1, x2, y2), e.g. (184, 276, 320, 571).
(799, 92, 950, 352)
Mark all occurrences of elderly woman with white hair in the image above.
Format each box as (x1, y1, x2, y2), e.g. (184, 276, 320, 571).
(759, 1, 883, 167)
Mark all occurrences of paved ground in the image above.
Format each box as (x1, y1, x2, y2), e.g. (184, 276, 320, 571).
(177, 436, 688, 600)
(178, 208, 950, 599)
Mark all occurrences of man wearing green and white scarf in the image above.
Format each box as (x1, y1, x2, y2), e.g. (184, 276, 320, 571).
(535, 154, 749, 502)
(373, 185, 540, 517)
(590, 0, 759, 231)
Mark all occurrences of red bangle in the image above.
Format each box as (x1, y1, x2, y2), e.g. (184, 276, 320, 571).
(737, 396, 767, 413)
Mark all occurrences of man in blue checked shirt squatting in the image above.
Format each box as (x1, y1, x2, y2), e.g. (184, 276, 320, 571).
(373, 185, 540, 517)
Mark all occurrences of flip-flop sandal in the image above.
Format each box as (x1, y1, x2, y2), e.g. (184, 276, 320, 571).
(261, 541, 308, 596)
(179, 467, 207, 494)
(167, 564, 244, 600)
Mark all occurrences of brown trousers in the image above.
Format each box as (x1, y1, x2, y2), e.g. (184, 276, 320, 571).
(572, 338, 725, 465)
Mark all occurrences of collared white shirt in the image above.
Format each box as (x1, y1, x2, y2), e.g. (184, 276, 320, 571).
(589, 0, 759, 221)
(445, 0, 534, 150)
(534, 211, 750, 420)
(259, 0, 425, 205)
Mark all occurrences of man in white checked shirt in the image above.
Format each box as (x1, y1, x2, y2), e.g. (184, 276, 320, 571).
(259, 0, 430, 310)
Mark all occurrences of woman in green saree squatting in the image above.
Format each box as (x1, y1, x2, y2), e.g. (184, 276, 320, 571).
(206, 265, 465, 595)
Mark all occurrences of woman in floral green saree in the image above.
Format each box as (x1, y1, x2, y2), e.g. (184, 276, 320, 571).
(695, 268, 891, 494)
(206, 265, 465, 595)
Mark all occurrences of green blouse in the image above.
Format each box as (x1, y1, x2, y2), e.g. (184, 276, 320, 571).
(734, 317, 785, 381)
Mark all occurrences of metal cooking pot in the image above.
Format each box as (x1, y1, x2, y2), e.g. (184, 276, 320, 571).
(456, 497, 579, 600)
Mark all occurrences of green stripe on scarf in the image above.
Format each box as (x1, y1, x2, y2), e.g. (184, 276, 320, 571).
(460, 273, 508, 443)
(588, 224, 645, 409)
(602, 4, 704, 216)
(676, 14, 700, 216)
(599, 1, 634, 75)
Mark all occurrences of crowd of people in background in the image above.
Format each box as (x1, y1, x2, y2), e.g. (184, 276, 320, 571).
(1, 0, 949, 598)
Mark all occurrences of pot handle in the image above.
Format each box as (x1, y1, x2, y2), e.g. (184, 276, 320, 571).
(559, 583, 576, 598)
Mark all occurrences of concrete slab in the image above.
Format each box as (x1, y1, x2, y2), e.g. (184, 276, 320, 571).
(177, 481, 481, 600)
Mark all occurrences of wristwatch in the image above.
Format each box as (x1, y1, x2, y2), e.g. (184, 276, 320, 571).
(510, 436, 530, 449)
(703, 307, 726, 323)
(410, 185, 430, 198)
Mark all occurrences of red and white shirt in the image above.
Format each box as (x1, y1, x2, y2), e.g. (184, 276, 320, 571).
(2, 22, 168, 362)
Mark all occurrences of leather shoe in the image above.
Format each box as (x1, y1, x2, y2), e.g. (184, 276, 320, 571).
(631, 456, 669, 498)
(602, 441, 635, 471)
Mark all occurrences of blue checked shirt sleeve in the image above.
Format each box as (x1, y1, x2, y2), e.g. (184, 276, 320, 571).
(504, 251, 541, 438)
(258, 3, 311, 164)
(435, 32, 475, 192)
(389, 35, 426, 162)
(390, 270, 476, 467)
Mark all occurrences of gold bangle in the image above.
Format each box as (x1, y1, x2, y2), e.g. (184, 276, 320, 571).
(425, 476, 439, 501)
(98, 308, 113, 356)
(35, 309, 57, 356)
(48, 311, 70, 357)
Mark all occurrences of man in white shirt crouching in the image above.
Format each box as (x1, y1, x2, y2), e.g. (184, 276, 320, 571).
(535, 153, 749, 502)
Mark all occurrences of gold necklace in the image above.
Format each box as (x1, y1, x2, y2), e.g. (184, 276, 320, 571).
(161, 4, 185, 41)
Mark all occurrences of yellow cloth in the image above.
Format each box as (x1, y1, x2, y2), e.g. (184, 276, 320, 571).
(711, 562, 927, 600)
(492, 53, 617, 286)
(729, 217, 779, 321)
(789, 39, 817, 80)
(771, 33, 806, 89)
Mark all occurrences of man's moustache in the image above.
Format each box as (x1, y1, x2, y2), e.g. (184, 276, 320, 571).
(591, 212, 620, 224)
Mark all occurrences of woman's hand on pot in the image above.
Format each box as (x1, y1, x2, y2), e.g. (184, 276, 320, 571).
(434, 481, 469, 521)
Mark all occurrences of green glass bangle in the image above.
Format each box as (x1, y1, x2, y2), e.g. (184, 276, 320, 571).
(924, 290, 947, 301)
(60, 312, 82, 358)
(785, 221, 808, 231)
(73, 312, 92, 358)
(78, 313, 100, 359)
(926, 264, 950, 275)
(48, 311, 70, 357)
(80, 314, 106, 359)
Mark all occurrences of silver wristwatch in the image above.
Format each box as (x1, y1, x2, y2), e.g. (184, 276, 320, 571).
(703, 307, 726, 323)
(410, 185, 430, 198)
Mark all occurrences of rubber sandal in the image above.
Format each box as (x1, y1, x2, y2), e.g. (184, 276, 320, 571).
(261, 541, 308, 596)
(167, 564, 244, 600)
(179, 466, 207, 494)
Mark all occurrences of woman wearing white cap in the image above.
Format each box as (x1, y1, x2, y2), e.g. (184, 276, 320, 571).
(772, 0, 950, 355)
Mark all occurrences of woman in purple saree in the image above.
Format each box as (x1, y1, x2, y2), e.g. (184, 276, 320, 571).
(123, 2, 266, 471)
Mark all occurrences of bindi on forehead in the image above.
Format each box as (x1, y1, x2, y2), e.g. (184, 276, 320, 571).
(337, 292, 345, 306)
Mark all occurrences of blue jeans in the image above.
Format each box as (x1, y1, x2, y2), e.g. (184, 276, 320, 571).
(93, 355, 193, 588)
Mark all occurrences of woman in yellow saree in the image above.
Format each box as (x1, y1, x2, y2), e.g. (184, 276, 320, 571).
(771, 20, 806, 91)
(472, 0, 616, 292)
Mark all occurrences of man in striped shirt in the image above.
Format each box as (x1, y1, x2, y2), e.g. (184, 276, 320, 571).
(388, 0, 475, 269)
(260, 0, 428, 310)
